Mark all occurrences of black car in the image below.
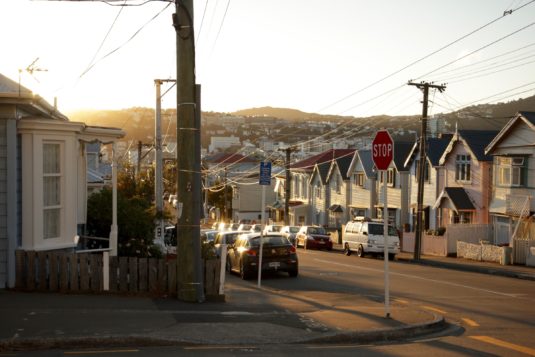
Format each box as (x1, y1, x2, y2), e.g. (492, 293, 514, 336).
(226, 233, 298, 280)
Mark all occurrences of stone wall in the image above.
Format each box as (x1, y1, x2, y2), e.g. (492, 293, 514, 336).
(457, 241, 510, 264)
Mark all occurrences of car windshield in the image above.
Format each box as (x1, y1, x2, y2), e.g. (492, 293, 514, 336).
(289, 227, 299, 233)
(308, 227, 326, 235)
(250, 236, 289, 247)
(271, 226, 282, 232)
(368, 224, 398, 236)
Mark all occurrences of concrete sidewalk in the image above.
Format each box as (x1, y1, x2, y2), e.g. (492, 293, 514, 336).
(0, 275, 446, 352)
(2, 247, 533, 352)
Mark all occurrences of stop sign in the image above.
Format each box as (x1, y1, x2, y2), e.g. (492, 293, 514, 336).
(372, 130, 394, 171)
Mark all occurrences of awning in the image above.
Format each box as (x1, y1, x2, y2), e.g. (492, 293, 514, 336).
(268, 200, 283, 209)
(329, 204, 344, 213)
(433, 187, 475, 212)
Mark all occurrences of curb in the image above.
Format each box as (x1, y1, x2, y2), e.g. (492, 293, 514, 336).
(395, 256, 535, 281)
(301, 312, 447, 345)
(0, 314, 447, 352)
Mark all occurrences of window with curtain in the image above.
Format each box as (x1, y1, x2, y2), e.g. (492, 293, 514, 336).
(43, 142, 61, 239)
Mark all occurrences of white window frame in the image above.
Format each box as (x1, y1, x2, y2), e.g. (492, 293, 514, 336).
(43, 142, 63, 239)
(354, 172, 364, 187)
(496, 156, 525, 187)
(455, 154, 471, 182)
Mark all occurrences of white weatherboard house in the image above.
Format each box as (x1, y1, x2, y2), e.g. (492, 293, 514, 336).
(0, 73, 124, 288)
(485, 111, 535, 245)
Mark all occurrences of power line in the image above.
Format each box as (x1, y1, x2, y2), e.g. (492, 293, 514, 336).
(315, 0, 535, 114)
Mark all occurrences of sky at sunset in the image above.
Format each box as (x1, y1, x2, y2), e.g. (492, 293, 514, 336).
(1, 0, 535, 118)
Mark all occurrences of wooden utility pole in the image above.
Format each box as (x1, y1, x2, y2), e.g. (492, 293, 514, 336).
(174, 0, 203, 302)
(279, 146, 296, 225)
(408, 81, 446, 261)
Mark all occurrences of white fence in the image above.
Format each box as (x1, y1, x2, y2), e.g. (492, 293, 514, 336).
(402, 224, 493, 257)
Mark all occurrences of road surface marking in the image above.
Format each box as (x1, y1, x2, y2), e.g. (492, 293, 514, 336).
(421, 305, 447, 314)
(307, 345, 372, 349)
(313, 258, 519, 298)
(184, 346, 258, 350)
(64, 350, 139, 355)
(462, 317, 480, 327)
(394, 298, 409, 304)
(469, 336, 535, 356)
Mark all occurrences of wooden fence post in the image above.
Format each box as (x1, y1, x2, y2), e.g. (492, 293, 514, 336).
(15, 250, 26, 290)
(109, 256, 118, 292)
(128, 257, 138, 293)
(139, 258, 148, 292)
(37, 251, 48, 291)
(79, 254, 90, 291)
(26, 251, 36, 291)
(49, 252, 59, 291)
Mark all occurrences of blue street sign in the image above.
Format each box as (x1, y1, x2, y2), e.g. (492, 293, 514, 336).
(259, 161, 271, 185)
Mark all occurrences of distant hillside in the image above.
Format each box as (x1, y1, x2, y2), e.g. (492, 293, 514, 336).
(233, 107, 321, 121)
(67, 95, 535, 143)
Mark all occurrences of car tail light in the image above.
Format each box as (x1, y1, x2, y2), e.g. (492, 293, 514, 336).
(244, 249, 257, 256)
(288, 245, 296, 254)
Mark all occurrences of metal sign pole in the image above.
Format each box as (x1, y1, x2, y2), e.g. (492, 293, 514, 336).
(383, 173, 390, 318)
(258, 184, 265, 287)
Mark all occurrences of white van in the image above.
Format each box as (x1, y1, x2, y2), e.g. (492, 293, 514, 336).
(342, 218, 400, 259)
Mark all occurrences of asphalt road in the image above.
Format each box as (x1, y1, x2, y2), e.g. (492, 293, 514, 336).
(4, 248, 535, 356)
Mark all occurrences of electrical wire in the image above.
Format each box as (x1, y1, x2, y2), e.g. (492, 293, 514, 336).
(79, 1, 172, 78)
(315, 0, 535, 114)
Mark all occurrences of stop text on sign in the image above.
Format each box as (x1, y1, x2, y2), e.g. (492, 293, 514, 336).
(373, 143, 393, 158)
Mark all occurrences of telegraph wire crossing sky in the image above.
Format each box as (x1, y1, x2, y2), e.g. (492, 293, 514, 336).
(1, 0, 535, 118)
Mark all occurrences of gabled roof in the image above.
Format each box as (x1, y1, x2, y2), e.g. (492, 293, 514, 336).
(433, 187, 475, 212)
(349, 149, 376, 179)
(327, 150, 355, 182)
(291, 149, 354, 172)
(392, 141, 414, 172)
(404, 134, 454, 168)
(485, 111, 535, 155)
(313, 161, 332, 185)
(439, 130, 498, 164)
(204, 152, 255, 165)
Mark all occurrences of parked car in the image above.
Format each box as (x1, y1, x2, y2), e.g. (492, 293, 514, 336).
(201, 229, 218, 243)
(226, 232, 298, 280)
(237, 223, 252, 232)
(342, 218, 400, 259)
(213, 222, 240, 231)
(280, 225, 300, 246)
(263, 224, 284, 235)
(213, 231, 243, 257)
(250, 224, 263, 233)
(295, 226, 333, 250)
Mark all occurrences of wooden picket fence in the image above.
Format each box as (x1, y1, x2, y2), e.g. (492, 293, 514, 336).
(14, 250, 221, 298)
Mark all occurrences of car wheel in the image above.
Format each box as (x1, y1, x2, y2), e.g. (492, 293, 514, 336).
(288, 267, 298, 277)
(240, 261, 250, 280)
(357, 244, 364, 257)
(344, 243, 351, 256)
(388, 253, 396, 261)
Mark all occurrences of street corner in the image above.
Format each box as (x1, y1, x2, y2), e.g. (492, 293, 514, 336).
(297, 304, 447, 345)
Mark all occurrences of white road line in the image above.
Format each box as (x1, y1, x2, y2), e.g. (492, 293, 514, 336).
(312, 258, 519, 298)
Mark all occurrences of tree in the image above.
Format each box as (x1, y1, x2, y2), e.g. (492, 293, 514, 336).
(86, 161, 164, 257)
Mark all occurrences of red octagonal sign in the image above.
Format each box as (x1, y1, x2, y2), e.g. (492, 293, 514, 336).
(372, 130, 394, 171)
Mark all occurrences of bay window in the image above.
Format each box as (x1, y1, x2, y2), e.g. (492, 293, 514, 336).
(43, 142, 62, 239)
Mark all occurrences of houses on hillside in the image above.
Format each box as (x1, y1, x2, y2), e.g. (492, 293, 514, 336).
(263, 113, 535, 254)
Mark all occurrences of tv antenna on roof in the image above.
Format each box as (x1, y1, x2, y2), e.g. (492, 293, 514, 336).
(18, 57, 48, 95)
